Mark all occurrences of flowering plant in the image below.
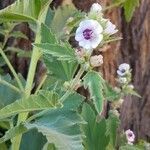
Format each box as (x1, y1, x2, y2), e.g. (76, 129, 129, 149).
(0, 1, 147, 150)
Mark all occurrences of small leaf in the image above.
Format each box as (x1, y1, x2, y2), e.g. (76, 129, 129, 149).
(0, 90, 60, 120)
(123, 0, 139, 22)
(83, 71, 104, 114)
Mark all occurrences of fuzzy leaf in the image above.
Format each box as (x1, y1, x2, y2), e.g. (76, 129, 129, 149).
(40, 23, 57, 44)
(44, 55, 78, 81)
(27, 93, 85, 150)
(0, 90, 60, 120)
(83, 71, 104, 114)
(0, 0, 52, 22)
(35, 43, 76, 61)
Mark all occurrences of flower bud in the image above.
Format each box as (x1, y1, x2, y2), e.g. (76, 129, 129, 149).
(104, 20, 118, 35)
(90, 55, 103, 67)
(90, 3, 102, 13)
(118, 77, 127, 84)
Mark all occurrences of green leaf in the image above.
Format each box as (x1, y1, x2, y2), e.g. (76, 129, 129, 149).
(0, 143, 7, 150)
(40, 23, 57, 44)
(20, 129, 47, 150)
(123, 0, 139, 22)
(120, 144, 141, 150)
(27, 93, 85, 150)
(0, 124, 27, 143)
(50, 5, 77, 38)
(0, 0, 52, 23)
(35, 43, 77, 61)
(103, 82, 120, 101)
(83, 71, 104, 114)
(81, 103, 110, 150)
(0, 90, 60, 120)
(0, 75, 20, 109)
(44, 55, 78, 81)
(106, 111, 120, 147)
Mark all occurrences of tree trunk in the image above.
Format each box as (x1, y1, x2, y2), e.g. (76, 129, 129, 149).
(1, 0, 150, 141)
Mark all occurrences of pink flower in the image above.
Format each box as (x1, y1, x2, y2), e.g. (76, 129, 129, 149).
(125, 129, 135, 145)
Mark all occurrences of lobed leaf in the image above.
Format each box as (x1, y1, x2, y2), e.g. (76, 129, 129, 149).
(26, 93, 85, 150)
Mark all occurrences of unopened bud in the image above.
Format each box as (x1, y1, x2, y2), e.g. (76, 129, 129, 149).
(90, 55, 103, 67)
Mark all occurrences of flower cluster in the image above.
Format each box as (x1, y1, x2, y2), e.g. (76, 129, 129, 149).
(75, 3, 118, 51)
(125, 129, 135, 145)
(117, 63, 134, 89)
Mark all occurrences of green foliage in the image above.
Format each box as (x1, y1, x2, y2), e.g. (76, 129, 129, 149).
(112, 0, 139, 22)
(50, 5, 77, 38)
(123, 0, 139, 22)
(0, 90, 60, 120)
(26, 93, 85, 150)
(83, 71, 104, 114)
(0, 75, 20, 109)
(0, 124, 27, 143)
(35, 43, 77, 61)
(0, 0, 52, 23)
(81, 103, 110, 150)
(38, 23, 78, 81)
(20, 129, 47, 150)
(106, 111, 120, 147)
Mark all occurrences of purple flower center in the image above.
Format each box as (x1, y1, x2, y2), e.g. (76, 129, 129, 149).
(128, 133, 133, 137)
(121, 69, 126, 73)
(83, 29, 93, 40)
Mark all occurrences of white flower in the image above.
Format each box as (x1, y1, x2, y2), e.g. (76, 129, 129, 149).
(125, 129, 135, 145)
(90, 3, 102, 13)
(90, 55, 103, 67)
(75, 19, 103, 50)
(117, 63, 130, 76)
(104, 20, 118, 35)
(118, 77, 127, 84)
